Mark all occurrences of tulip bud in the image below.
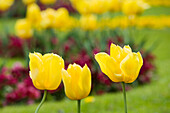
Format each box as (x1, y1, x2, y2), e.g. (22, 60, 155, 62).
(62, 63, 91, 100)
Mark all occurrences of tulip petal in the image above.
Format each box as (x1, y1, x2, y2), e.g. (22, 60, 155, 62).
(42, 53, 64, 90)
(29, 53, 43, 80)
(34, 52, 43, 60)
(29, 53, 44, 89)
(120, 52, 143, 83)
(122, 45, 132, 58)
(80, 64, 91, 99)
(110, 43, 123, 62)
(95, 52, 123, 82)
(62, 69, 77, 100)
(68, 64, 84, 99)
(49, 54, 64, 90)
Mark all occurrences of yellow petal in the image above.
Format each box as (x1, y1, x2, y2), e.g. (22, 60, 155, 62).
(110, 43, 123, 62)
(67, 64, 83, 99)
(29, 53, 44, 89)
(34, 52, 43, 60)
(42, 53, 64, 90)
(80, 64, 91, 99)
(29, 53, 43, 80)
(62, 69, 77, 100)
(122, 45, 132, 58)
(120, 52, 143, 83)
(48, 54, 64, 90)
(95, 52, 123, 82)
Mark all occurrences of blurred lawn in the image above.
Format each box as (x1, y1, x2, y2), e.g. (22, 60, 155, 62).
(0, 7, 170, 113)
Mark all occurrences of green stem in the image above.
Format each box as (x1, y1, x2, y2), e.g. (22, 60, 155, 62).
(121, 82, 127, 113)
(77, 100, 81, 113)
(35, 90, 47, 113)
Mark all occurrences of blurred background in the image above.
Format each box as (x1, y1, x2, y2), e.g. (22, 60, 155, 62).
(0, 0, 169, 113)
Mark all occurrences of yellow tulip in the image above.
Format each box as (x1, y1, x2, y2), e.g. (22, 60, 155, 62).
(15, 19, 33, 39)
(109, 0, 122, 12)
(40, 0, 57, 5)
(90, 0, 110, 14)
(0, 0, 14, 11)
(53, 8, 69, 28)
(70, 0, 90, 14)
(22, 0, 35, 5)
(122, 0, 150, 16)
(26, 3, 41, 27)
(95, 43, 143, 83)
(29, 52, 64, 90)
(62, 63, 91, 100)
(80, 14, 97, 31)
(39, 8, 56, 29)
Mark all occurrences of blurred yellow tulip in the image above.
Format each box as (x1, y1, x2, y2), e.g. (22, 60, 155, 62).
(80, 14, 97, 30)
(84, 96, 95, 103)
(109, 0, 122, 12)
(26, 3, 41, 27)
(70, 0, 90, 14)
(122, 0, 150, 16)
(95, 43, 143, 83)
(0, 0, 14, 11)
(62, 64, 91, 100)
(40, 0, 57, 5)
(29, 52, 64, 90)
(39, 8, 56, 29)
(22, 0, 35, 5)
(53, 8, 69, 28)
(15, 19, 33, 39)
(71, 0, 111, 14)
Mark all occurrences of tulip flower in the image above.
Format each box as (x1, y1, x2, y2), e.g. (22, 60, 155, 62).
(109, 0, 122, 12)
(39, 8, 56, 29)
(26, 3, 41, 28)
(122, 0, 150, 16)
(0, 0, 14, 11)
(15, 19, 33, 39)
(95, 43, 143, 113)
(29, 52, 64, 113)
(80, 14, 97, 31)
(62, 63, 91, 113)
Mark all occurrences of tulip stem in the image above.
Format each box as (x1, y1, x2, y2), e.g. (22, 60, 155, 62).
(77, 100, 81, 113)
(121, 82, 128, 113)
(35, 90, 47, 113)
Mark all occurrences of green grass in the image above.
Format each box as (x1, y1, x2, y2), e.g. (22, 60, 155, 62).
(0, 7, 170, 113)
